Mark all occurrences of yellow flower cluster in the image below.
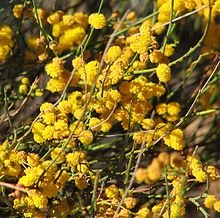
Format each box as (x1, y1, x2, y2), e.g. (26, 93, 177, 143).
(32, 101, 71, 143)
(155, 0, 220, 50)
(45, 57, 80, 92)
(2, 1, 220, 217)
(156, 101, 181, 121)
(14, 159, 69, 217)
(13, 4, 24, 19)
(0, 142, 21, 177)
(186, 155, 207, 182)
(156, 63, 171, 83)
(97, 184, 140, 217)
(204, 195, 220, 212)
(127, 22, 153, 54)
(49, 11, 88, 54)
(0, 25, 13, 62)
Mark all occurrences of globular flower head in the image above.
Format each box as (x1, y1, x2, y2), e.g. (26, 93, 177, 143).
(88, 13, 106, 29)
(156, 63, 171, 83)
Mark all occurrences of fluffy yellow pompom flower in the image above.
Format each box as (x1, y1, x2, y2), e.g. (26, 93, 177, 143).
(135, 168, 148, 183)
(28, 190, 48, 209)
(105, 184, 119, 199)
(207, 165, 217, 180)
(204, 195, 217, 209)
(57, 100, 72, 114)
(13, 4, 24, 19)
(214, 200, 220, 212)
(79, 130, 93, 145)
(128, 34, 152, 54)
(72, 57, 84, 69)
(45, 57, 64, 78)
(167, 102, 181, 116)
(89, 117, 101, 131)
(21, 77, 29, 84)
(104, 46, 122, 63)
(164, 44, 174, 57)
(164, 128, 185, 150)
(156, 63, 171, 83)
(19, 84, 28, 94)
(123, 197, 137, 209)
(156, 103, 167, 115)
(135, 207, 150, 218)
(88, 13, 106, 29)
(47, 10, 64, 25)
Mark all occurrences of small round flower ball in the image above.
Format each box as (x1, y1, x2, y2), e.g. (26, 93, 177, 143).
(88, 13, 106, 29)
(21, 77, 29, 85)
(167, 102, 181, 116)
(105, 184, 119, 199)
(204, 195, 217, 209)
(79, 130, 93, 145)
(104, 46, 122, 63)
(164, 44, 175, 57)
(19, 84, 28, 95)
(13, 4, 24, 19)
(156, 63, 171, 83)
(214, 200, 220, 212)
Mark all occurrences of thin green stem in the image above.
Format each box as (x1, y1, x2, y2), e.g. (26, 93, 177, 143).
(115, 11, 159, 36)
(162, 0, 174, 53)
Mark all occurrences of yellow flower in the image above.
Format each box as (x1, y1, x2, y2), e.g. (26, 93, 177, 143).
(214, 200, 220, 212)
(156, 103, 167, 115)
(156, 63, 171, 83)
(164, 128, 185, 151)
(75, 173, 88, 190)
(204, 195, 217, 209)
(40, 102, 54, 112)
(19, 84, 28, 94)
(73, 108, 84, 120)
(79, 130, 93, 145)
(105, 184, 119, 199)
(21, 77, 29, 84)
(104, 46, 122, 63)
(207, 165, 217, 180)
(167, 102, 181, 116)
(13, 4, 24, 19)
(51, 147, 66, 162)
(149, 49, 166, 63)
(35, 88, 43, 97)
(158, 151, 170, 166)
(41, 112, 56, 125)
(32, 122, 45, 135)
(89, 117, 101, 131)
(40, 181, 58, 198)
(54, 119, 70, 139)
(82, 60, 100, 86)
(45, 57, 64, 78)
(72, 56, 84, 69)
(164, 44, 175, 57)
(62, 14, 75, 26)
(27, 153, 39, 167)
(135, 207, 150, 218)
(128, 34, 151, 54)
(66, 151, 86, 170)
(29, 190, 48, 209)
(88, 13, 106, 29)
(47, 10, 64, 25)
(124, 197, 137, 209)
(57, 100, 72, 114)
